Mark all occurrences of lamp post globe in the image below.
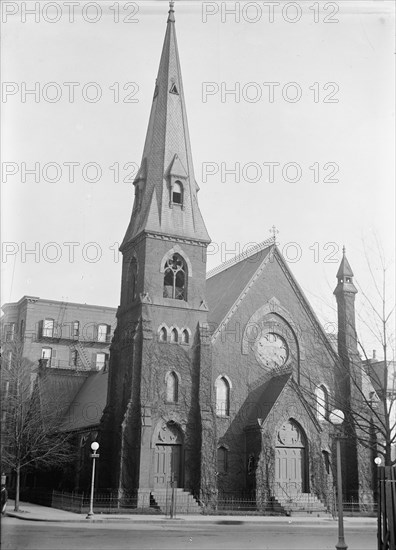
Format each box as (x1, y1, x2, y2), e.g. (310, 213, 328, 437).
(329, 409, 345, 426)
(91, 442, 99, 453)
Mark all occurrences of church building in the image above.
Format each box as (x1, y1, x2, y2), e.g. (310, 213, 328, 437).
(96, 2, 372, 511)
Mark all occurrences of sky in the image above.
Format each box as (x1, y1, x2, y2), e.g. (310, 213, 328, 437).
(1, 0, 395, 354)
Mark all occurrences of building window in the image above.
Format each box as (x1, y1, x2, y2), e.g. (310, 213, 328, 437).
(181, 329, 189, 344)
(42, 319, 54, 338)
(72, 321, 80, 339)
(316, 385, 329, 420)
(6, 351, 12, 370)
(5, 323, 16, 341)
(95, 352, 107, 370)
(217, 446, 228, 474)
(215, 376, 230, 417)
(172, 181, 183, 204)
(97, 324, 110, 343)
(170, 328, 178, 343)
(166, 371, 179, 403)
(159, 327, 167, 342)
(129, 257, 138, 302)
(322, 451, 331, 475)
(163, 254, 187, 300)
(41, 347, 52, 367)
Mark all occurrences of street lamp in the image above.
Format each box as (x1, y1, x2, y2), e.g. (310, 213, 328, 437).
(86, 441, 99, 520)
(329, 409, 347, 550)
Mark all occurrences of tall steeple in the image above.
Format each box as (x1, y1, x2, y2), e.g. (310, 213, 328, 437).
(121, 1, 210, 249)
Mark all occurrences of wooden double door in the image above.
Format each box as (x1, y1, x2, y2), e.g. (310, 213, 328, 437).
(275, 420, 307, 494)
(154, 444, 182, 488)
(153, 422, 183, 488)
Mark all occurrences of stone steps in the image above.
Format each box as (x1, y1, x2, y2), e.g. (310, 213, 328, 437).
(151, 489, 201, 514)
(272, 493, 327, 514)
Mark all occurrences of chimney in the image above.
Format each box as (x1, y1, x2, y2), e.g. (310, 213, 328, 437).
(372, 350, 376, 360)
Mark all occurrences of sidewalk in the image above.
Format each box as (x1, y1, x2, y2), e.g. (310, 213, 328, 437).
(5, 500, 377, 526)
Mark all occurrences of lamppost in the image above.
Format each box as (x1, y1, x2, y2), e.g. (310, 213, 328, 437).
(86, 441, 99, 520)
(329, 409, 347, 550)
(374, 456, 382, 550)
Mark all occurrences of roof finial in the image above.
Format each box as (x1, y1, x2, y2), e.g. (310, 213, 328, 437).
(168, 0, 175, 22)
(342, 245, 346, 255)
(269, 225, 279, 244)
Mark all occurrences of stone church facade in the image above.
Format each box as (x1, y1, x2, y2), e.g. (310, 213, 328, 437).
(92, 4, 372, 509)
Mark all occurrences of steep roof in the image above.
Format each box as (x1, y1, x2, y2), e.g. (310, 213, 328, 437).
(206, 242, 272, 328)
(245, 373, 291, 425)
(121, 3, 210, 248)
(60, 369, 108, 432)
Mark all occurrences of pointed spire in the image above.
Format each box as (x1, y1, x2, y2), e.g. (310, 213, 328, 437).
(336, 245, 354, 280)
(121, 3, 210, 250)
(334, 246, 357, 295)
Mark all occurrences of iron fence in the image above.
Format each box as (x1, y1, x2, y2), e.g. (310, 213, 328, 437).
(17, 488, 378, 516)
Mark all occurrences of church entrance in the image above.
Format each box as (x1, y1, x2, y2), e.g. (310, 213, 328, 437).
(153, 422, 183, 488)
(274, 420, 307, 497)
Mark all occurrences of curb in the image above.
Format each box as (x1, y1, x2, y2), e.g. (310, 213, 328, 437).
(5, 511, 377, 527)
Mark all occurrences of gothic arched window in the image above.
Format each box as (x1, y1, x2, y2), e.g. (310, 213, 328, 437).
(159, 327, 167, 342)
(316, 385, 329, 420)
(181, 329, 189, 344)
(215, 376, 230, 417)
(166, 371, 179, 403)
(163, 254, 187, 300)
(172, 181, 183, 204)
(128, 257, 138, 302)
(170, 328, 178, 343)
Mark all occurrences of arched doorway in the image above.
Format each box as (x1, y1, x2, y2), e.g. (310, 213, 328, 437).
(275, 419, 308, 497)
(153, 422, 183, 488)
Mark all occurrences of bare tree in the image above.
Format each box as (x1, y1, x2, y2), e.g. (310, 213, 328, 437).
(299, 238, 395, 468)
(0, 337, 75, 511)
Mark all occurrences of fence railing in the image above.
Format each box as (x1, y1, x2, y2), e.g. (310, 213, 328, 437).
(18, 488, 378, 516)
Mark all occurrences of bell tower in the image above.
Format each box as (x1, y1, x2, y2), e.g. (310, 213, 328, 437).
(100, 2, 214, 503)
(334, 247, 362, 499)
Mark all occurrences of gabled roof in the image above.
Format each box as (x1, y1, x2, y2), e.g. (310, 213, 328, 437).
(206, 242, 340, 363)
(245, 373, 291, 425)
(206, 242, 272, 328)
(60, 369, 108, 432)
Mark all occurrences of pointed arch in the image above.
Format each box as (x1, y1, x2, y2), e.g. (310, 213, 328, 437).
(158, 324, 169, 342)
(315, 384, 330, 420)
(181, 328, 190, 345)
(215, 375, 231, 417)
(128, 256, 138, 302)
(163, 254, 188, 301)
(170, 327, 179, 343)
(165, 371, 180, 403)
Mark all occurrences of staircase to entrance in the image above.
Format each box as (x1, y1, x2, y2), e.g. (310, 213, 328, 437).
(150, 489, 201, 514)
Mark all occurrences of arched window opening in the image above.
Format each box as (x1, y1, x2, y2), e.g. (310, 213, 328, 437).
(181, 329, 189, 344)
(215, 377, 230, 417)
(166, 371, 179, 403)
(129, 258, 138, 302)
(159, 327, 167, 342)
(170, 328, 178, 343)
(322, 451, 331, 475)
(217, 446, 228, 474)
(172, 181, 183, 204)
(163, 254, 187, 300)
(316, 385, 329, 420)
